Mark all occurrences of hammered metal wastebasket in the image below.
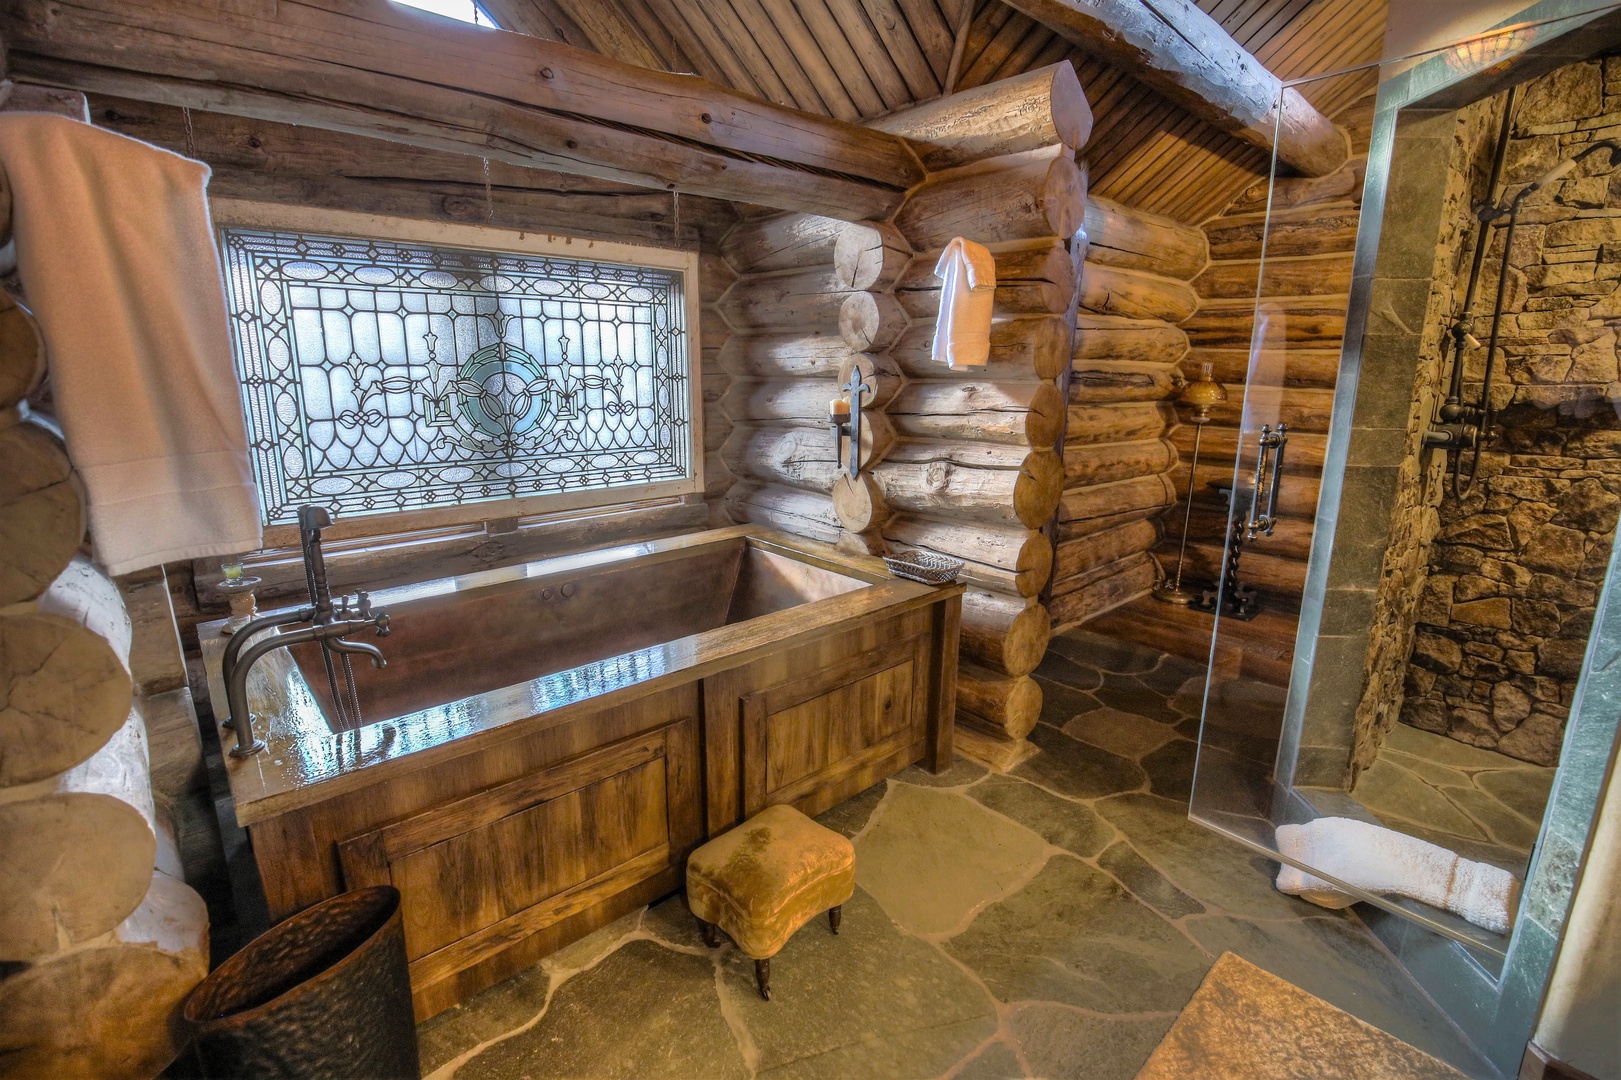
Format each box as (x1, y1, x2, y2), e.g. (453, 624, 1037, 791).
(183, 886, 420, 1079)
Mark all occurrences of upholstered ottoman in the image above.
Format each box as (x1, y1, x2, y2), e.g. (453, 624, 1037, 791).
(686, 804, 856, 1000)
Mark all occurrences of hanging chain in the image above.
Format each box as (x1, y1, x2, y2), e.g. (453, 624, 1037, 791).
(673, 189, 682, 248)
(182, 106, 197, 160)
(482, 157, 494, 224)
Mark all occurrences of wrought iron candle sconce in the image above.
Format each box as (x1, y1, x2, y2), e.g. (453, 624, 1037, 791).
(1192, 421, 1288, 622)
(830, 369, 874, 479)
(1154, 363, 1227, 605)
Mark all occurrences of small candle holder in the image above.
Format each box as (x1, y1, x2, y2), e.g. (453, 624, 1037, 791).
(829, 370, 874, 479)
(217, 561, 264, 635)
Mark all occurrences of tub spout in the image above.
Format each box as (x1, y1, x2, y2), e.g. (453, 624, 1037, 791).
(329, 636, 386, 668)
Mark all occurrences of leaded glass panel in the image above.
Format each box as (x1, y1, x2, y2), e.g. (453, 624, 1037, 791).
(219, 227, 692, 526)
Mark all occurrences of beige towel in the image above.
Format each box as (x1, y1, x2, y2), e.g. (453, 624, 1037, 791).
(932, 237, 996, 369)
(0, 114, 260, 576)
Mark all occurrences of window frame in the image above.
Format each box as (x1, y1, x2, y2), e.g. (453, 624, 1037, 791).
(211, 199, 705, 549)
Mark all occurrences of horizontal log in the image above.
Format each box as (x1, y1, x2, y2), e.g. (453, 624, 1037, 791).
(721, 213, 845, 274)
(960, 589, 1051, 678)
(1187, 347, 1341, 390)
(724, 482, 842, 545)
(717, 333, 852, 379)
(0, 413, 88, 607)
(1192, 252, 1356, 301)
(0, 869, 209, 1080)
(895, 147, 1087, 252)
(1048, 550, 1157, 628)
(1083, 196, 1207, 280)
(1060, 473, 1177, 525)
(833, 220, 911, 291)
(837, 351, 902, 410)
(1172, 508, 1314, 562)
(867, 62, 1092, 171)
(838, 290, 909, 353)
(722, 424, 840, 493)
(1070, 360, 1179, 403)
(1078, 263, 1199, 323)
(1063, 437, 1177, 487)
(1176, 541, 1305, 604)
(1169, 425, 1327, 473)
(716, 268, 848, 332)
(1087, 596, 1295, 686)
(1204, 386, 1337, 435)
(1074, 313, 1189, 366)
(1183, 299, 1347, 349)
(1065, 402, 1174, 445)
(900, 236, 1075, 300)
(955, 662, 1043, 740)
(0, 293, 46, 410)
(882, 515, 1053, 598)
(1171, 459, 1321, 520)
(0, 707, 156, 960)
(1004, 0, 1349, 177)
(1, 556, 135, 787)
(707, 451, 734, 501)
(1054, 518, 1160, 585)
(875, 446, 1063, 529)
(1205, 204, 1362, 261)
(3, 0, 925, 219)
(892, 315, 1070, 381)
(699, 253, 738, 307)
(888, 379, 1065, 448)
(1057, 506, 1162, 543)
(1227, 156, 1366, 216)
(831, 473, 890, 534)
(953, 722, 1040, 772)
(720, 383, 895, 465)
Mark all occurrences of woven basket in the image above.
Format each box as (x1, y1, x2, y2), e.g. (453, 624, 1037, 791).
(883, 549, 964, 585)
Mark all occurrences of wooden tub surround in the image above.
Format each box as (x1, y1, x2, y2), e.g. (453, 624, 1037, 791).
(201, 525, 961, 1018)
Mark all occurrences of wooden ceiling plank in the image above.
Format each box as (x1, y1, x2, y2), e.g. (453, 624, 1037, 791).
(626, 0, 731, 81)
(856, 0, 942, 99)
(721, 0, 834, 113)
(753, 0, 863, 119)
(613, 0, 701, 73)
(474, 0, 579, 44)
(893, 0, 959, 83)
(639, 0, 764, 91)
(696, 0, 802, 107)
(989, 23, 1058, 84)
(2, 0, 923, 218)
(958, 9, 1034, 90)
(1003, 0, 1348, 176)
(788, 0, 890, 116)
(556, 0, 668, 69)
(822, 0, 917, 108)
(954, 1, 1016, 90)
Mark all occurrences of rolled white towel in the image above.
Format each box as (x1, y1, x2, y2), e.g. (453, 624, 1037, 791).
(1275, 817, 1520, 935)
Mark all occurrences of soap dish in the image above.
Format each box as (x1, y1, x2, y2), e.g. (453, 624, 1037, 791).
(883, 549, 964, 585)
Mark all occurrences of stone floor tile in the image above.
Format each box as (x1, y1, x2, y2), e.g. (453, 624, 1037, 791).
(1383, 723, 1529, 770)
(1032, 677, 1105, 726)
(1475, 767, 1557, 823)
(967, 773, 1115, 858)
(540, 908, 643, 976)
(1353, 760, 1488, 840)
(454, 939, 746, 1080)
(1184, 916, 1494, 1077)
(1139, 738, 1196, 801)
(1138, 654, 1208, 697)
(944, 855, 1210, 1013)
(856, 783, 1048, 935)
(1440, 784, 1543, 851)
(1378, 750, 1474, 789)
(1034, 650, 1107, 691)
(719, 887, 998, 1080)
(893, 757, 988, 788)
(1098, 840, 1205, 919)
(416, 965, 549, 1075)
(1014, 724, 1146, 800)
(950, 1039, 1025, 1080)
(642, 891, 707, 950)
(814, 778, 887, 838)
(1049, 630, 1160, 674)
(1063, 707, 1180, 759)
(1095, 673, 1183, 724)
(1010, 1004, 1175, 1080)
(1093, 793, 1315, 920)
(1170, 675, 1206, 717)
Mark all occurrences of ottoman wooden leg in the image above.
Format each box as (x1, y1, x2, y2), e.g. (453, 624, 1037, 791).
(828, 905, 842, 934)
(696, 918, 720, 948)
(755, 958, 771, 1001)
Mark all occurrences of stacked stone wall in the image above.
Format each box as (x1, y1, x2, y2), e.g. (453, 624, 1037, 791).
(1400, 58, 1621, 766)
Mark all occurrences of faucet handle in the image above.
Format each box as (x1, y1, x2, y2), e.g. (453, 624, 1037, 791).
(356, 589, 372, 618)
(373, 610, 391, 637)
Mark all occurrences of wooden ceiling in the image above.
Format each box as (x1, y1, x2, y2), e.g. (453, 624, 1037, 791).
(475, 0, 1387, 224)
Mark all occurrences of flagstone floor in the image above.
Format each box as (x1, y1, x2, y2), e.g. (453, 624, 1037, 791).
(415, 629, 1499, 1080)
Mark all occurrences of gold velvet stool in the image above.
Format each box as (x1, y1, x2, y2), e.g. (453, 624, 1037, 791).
(686, 803, 856, 1000)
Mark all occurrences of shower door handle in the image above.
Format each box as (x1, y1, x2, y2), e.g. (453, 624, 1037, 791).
(1245, 423, 1288, 541)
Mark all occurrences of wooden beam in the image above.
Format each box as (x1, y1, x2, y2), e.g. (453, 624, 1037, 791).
(869, 62, 1091, 170)
(1001, 0, 1348, 177)
(0, 0, 926, 219)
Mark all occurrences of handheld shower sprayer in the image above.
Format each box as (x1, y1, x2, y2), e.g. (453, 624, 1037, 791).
(1424, 85, 1621, 495)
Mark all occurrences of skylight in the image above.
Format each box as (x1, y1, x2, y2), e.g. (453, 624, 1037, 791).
(391, 0, 499, 28)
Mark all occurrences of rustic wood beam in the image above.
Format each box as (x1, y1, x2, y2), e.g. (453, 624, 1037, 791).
(1001, 0, 1348, 177)
(0, 0, 926, 219)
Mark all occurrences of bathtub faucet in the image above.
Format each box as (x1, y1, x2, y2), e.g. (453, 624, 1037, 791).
(220, 505, 391, 758)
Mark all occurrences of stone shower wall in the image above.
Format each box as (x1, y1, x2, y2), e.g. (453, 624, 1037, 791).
(1399, 59, 1621, 767)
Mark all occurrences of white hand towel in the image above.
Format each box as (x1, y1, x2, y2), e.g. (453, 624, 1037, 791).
(932, 237, 996, 369)
(0, 113, 261, 576)
(1274, 817, 1520, 935)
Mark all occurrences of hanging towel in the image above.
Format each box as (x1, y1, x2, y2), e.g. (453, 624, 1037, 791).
(1274, 817, 1519, 935)
(0, 113, 261, 576)
(932, 237, 996, 369)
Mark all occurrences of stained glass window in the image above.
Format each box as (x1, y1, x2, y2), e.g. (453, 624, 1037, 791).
(219, 226, 694, 527)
